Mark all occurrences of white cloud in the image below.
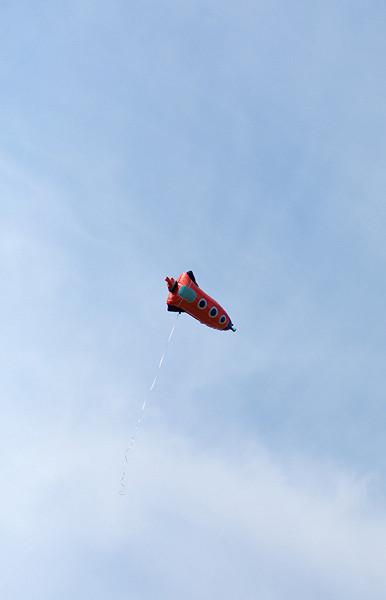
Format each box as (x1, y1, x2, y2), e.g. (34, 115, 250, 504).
(1, 421, 386, 599)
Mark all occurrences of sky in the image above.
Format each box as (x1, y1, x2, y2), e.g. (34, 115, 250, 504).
(1, 1, 386, 598)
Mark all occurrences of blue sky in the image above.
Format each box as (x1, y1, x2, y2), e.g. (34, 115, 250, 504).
(2, 1, 386, 598)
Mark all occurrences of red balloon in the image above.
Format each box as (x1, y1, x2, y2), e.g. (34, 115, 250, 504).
(165, 271, 236, 332)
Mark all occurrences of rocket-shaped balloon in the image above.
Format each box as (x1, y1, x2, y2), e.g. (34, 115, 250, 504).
(165, 271, 236, 332)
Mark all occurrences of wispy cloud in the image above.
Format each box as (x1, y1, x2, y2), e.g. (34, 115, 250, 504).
(2, 424, 386, 599)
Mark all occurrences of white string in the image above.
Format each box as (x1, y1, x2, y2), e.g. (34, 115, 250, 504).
(119, 314, 179, 495)
(168, 323, 176, 342)
(149, 376, 158, 392)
